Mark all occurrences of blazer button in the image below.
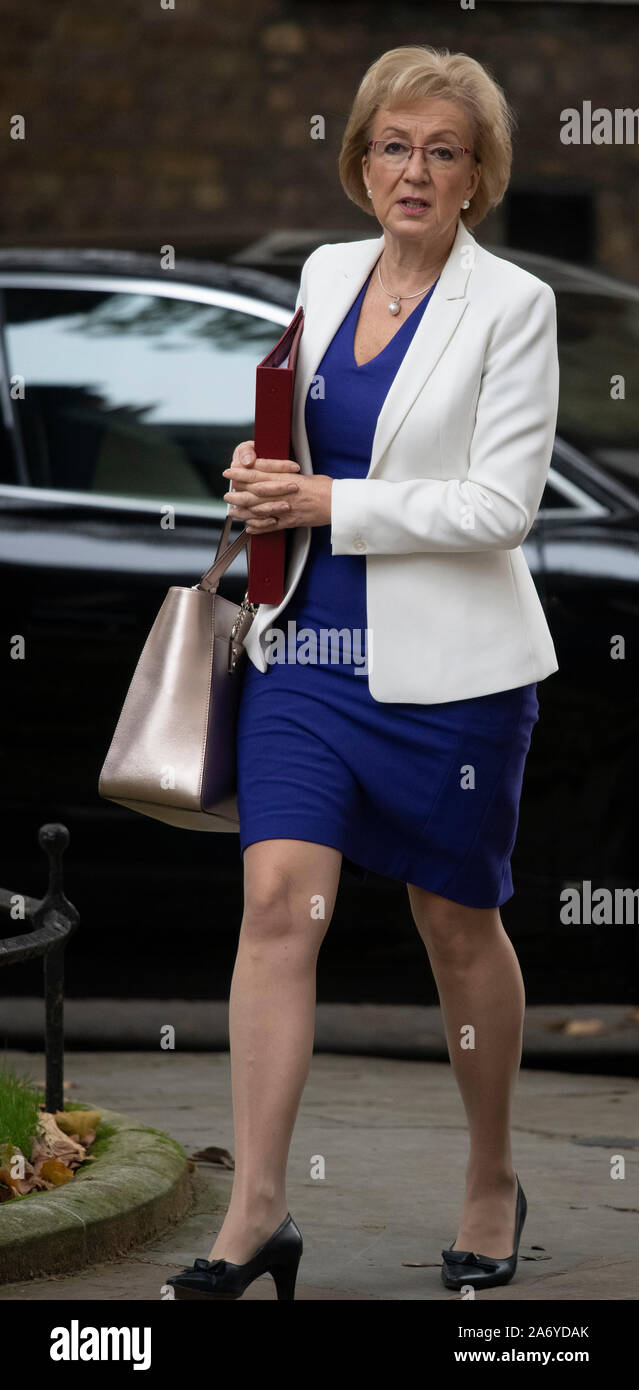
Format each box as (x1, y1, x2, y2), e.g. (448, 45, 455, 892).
(353, 536, 367, 552)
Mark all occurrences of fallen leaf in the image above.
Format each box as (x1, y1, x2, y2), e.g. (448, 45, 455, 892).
(36, 1112, 87, 1166)
(54, 1110, 101, 1138)
(0, 1145, 55, 1196)
(190, 1145, 235, 1169)
(40, 1158, 74, 1186)
(0, 1158, 23, 1193)
(548, 1018, 606, 1036)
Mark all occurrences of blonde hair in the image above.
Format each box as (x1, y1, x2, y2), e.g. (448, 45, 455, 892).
(338, 45, 517, 229)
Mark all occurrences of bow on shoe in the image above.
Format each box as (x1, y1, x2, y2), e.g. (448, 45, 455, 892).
(442, 1249, 499, 1272)
(183, 1257, 228, 1275)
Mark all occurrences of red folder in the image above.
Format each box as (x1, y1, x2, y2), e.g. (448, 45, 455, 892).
(247, 305, 305, 604)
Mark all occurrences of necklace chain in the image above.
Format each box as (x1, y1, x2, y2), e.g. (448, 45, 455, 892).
(376, 253, 440, 315)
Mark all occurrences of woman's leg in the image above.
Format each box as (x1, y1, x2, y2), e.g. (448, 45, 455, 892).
(407, 883, 523, 1258)
(208, 838, 342, 1264)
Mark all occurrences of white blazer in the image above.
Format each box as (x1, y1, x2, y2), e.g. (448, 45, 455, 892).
(242, 215, 560, 703)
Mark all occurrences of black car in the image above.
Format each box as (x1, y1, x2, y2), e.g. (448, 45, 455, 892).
(0, 245, 637, 1001)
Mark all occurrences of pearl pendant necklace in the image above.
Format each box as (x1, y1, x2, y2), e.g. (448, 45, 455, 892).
(377, 257, 434, 315)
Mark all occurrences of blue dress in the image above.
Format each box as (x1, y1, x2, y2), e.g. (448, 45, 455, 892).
(236, 269, 539, 908)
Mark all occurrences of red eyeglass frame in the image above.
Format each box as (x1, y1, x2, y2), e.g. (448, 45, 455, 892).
(366, 140, 474, 160)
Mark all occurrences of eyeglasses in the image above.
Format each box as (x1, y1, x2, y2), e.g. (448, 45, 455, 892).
(366, 139, 473, 168)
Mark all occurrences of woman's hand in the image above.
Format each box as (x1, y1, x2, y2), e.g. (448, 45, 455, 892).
(223, 440, 332, 532)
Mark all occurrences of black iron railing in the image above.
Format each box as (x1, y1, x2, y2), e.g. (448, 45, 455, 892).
(0, 824, 79, 1114)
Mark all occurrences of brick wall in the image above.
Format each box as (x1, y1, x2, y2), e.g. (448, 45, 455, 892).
(2, 0, 638, 276)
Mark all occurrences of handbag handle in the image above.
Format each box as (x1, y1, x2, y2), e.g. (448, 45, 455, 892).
(198, 513, 250, 595)
(197, 514, 260, 671)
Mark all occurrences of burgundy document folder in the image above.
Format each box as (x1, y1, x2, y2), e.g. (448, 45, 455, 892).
(247, 305, 305, 604)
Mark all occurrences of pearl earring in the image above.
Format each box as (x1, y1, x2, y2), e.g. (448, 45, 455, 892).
(367, 189, 372, 198)
(462, 199, 470, 208)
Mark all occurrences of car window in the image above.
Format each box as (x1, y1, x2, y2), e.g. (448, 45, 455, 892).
(2, 287, 283, 505)
(556, 290, 639, 501)
(538, 481, 571, 510)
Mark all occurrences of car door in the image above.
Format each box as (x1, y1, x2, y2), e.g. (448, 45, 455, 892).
(529, 442, 639, 990)
(0, 274, 289, 890)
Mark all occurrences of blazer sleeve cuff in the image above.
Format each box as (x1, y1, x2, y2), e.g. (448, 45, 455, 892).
(330, 477, 384, 554)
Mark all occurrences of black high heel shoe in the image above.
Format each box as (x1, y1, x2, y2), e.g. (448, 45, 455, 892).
(166, 1213, 303, 1300)
(441, 1174, 527, 1291)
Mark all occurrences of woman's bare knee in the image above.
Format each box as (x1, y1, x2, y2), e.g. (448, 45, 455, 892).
(241, 839, 342, 948)
(407, 882, 500, 963)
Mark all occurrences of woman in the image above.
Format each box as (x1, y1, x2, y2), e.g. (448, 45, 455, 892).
(168, 44, 559, 1300)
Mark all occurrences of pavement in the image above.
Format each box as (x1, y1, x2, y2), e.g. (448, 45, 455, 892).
(0, 1043, 637, 1301)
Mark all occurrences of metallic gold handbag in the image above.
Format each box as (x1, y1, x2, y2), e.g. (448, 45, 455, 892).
(98, 515, 257, 831)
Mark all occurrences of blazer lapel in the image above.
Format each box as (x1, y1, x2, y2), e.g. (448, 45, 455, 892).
(290, 237, 385, 476)
(291, 216, 477, 480)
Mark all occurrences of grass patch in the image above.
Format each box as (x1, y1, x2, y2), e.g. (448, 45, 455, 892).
(88, 1122, 118, 1160)
(0, 1063, 42, 1159)
(0, 1064, 118, 1194)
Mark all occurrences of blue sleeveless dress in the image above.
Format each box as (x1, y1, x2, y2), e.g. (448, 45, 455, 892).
(236, 269, 539, 908)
